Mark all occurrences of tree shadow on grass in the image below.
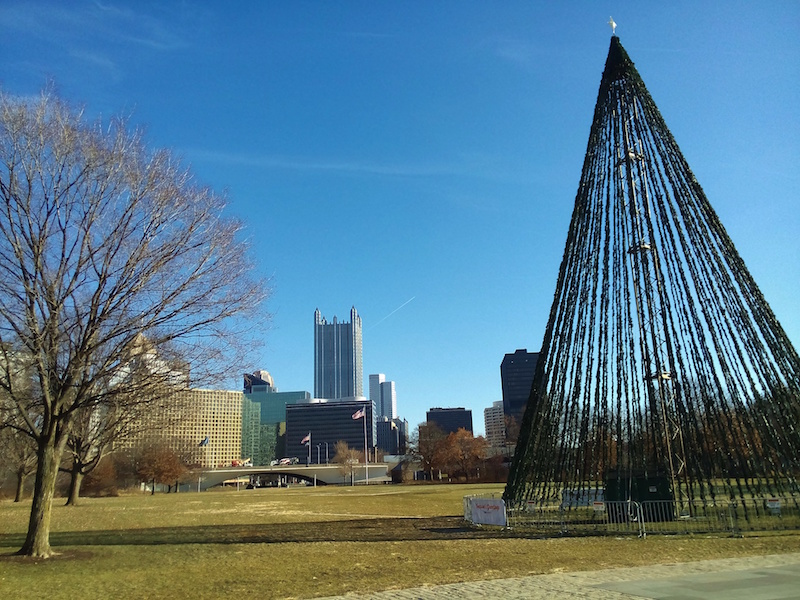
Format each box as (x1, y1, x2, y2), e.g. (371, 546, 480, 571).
(0, 516, 534, 552)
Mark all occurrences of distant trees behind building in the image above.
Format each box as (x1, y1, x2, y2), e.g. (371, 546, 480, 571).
(408, 423, 499, 482)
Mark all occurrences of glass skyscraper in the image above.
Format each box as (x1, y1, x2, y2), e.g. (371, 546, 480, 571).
(285, 399, 375, 463)
(426, 407, 473, 434)
(242, 370, 311, 465)
(314, 307, 363, 400)
(369, 373, 397, 419)
(500, 349, 539, 423)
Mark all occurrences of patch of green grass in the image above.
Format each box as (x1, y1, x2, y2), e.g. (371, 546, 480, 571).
(2, 484, 800, 599)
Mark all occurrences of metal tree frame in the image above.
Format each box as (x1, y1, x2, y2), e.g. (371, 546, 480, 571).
(504, 37, 800, 520)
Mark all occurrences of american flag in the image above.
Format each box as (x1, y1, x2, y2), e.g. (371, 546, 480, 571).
(352, 408, 365, 420)
(300, 433, 311, 444)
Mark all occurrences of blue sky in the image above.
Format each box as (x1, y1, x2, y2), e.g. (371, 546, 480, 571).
(2, 2, 798, 435)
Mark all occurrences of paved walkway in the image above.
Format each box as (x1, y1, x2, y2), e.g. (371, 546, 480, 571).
(320, 552, 800, 599)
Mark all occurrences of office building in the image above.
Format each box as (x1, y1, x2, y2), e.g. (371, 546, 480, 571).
(426, 407, 473, 435)
(484, 400, 506, 450)
(369, 373, 384, 408)
(314, 307, 363, 400)
(380, 380, 397, 419)
(377, 416, 408, 455)
(285, 399, 376, 463)
(394, 418, 408, 453)
(124, 388, 246, 469)
(370, 373, 398, 420)
(500, 349, 539, 423)
(241, 394, 261, 464)
(243, 370, 311, 465)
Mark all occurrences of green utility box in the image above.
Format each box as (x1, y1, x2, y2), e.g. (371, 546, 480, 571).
(604, 471, 675, 522)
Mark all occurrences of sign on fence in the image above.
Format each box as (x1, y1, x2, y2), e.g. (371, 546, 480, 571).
(766, 498, 781, 515)
(469, 497, 507, 526)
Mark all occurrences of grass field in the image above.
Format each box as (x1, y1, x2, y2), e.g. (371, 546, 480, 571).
(2, 483, 800, 599)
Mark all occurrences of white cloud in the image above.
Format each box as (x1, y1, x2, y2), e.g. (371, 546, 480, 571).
(1, 1, 189, 52)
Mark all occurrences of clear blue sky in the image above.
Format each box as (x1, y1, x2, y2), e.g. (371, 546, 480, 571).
(2, 2, 798, 436)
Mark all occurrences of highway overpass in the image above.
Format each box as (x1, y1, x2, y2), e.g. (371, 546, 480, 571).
(198, 463, 391, 490)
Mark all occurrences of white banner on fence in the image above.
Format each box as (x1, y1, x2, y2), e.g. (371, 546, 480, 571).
(470, 497, 507, 526)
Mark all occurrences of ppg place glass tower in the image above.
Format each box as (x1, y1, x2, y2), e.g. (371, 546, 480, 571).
(314, 307, 364, 400)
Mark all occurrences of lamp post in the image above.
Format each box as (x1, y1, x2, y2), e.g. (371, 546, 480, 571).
(324, 442, 329, 464)
(316, 443, 321, 464)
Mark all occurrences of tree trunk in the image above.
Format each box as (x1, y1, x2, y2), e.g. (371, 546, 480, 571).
(17, 441, 63, 558)
(15, 470, 27, 503)
(65, 468, 84, 506)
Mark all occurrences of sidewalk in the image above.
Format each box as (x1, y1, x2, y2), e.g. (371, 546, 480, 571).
(320, 552, 800, 599)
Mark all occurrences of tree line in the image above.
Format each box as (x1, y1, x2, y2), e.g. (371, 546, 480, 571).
(0, 437, 200, 501)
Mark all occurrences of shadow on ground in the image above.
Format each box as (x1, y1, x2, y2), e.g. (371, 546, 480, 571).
(0, 516, 537, 551)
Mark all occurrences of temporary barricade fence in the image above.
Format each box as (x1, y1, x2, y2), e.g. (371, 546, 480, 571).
(464, 495, 799, 537)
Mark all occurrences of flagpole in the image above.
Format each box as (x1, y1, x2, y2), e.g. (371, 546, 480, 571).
(363, 405, 368, 485)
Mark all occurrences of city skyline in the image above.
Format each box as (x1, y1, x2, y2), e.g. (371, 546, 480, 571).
(2, 3, 797, 436)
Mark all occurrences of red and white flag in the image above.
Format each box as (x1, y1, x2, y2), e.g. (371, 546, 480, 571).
(351, 408, 365, 420)
(300, 433, 311, 444)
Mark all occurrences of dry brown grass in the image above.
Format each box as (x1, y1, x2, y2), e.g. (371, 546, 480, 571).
(1, 483, 799, 599)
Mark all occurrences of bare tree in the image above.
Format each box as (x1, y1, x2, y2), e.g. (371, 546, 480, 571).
(62, 384, 179, 506)
(0, 340, 37, 501)
(504, 415, 520, 448)
(332, 440, 359, 485)
(0, 426, 37, 501)
(409, 422, 448, 479)
(0, 90, 267, 557)
(61, 401, 132, 506)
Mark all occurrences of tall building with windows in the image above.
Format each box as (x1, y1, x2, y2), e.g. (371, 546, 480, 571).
(124, 388, 246, 469)
(484, 400, 506, 450)
(314, 307, 363, 400)
(377, 416, 408, 455)
(500, 349, 539, 424)
(369, 373, 384, 409)
(369, 373, 397, 419)
(243, 370, 311, 465)
(379, 380, 397, 419)
(426, 407, 473, 435)
(285, 399, 375, 463)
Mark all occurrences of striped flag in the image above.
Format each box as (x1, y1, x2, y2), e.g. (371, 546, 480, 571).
(300, 433, 311, 444)
(352, 408, 365, 420)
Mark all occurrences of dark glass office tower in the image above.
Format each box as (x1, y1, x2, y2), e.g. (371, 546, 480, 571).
(426, 407, 473, 435)
(285, 400, 375, 462)
(500, 349, 539, 423)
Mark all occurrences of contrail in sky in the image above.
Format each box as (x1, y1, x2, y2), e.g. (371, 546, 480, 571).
(369, 296, 416, 330)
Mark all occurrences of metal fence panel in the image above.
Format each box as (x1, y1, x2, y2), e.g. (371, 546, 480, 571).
(467, 495, 800, 536)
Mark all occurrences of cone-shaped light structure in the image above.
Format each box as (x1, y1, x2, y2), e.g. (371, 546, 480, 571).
(504, 37, 800, 517)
